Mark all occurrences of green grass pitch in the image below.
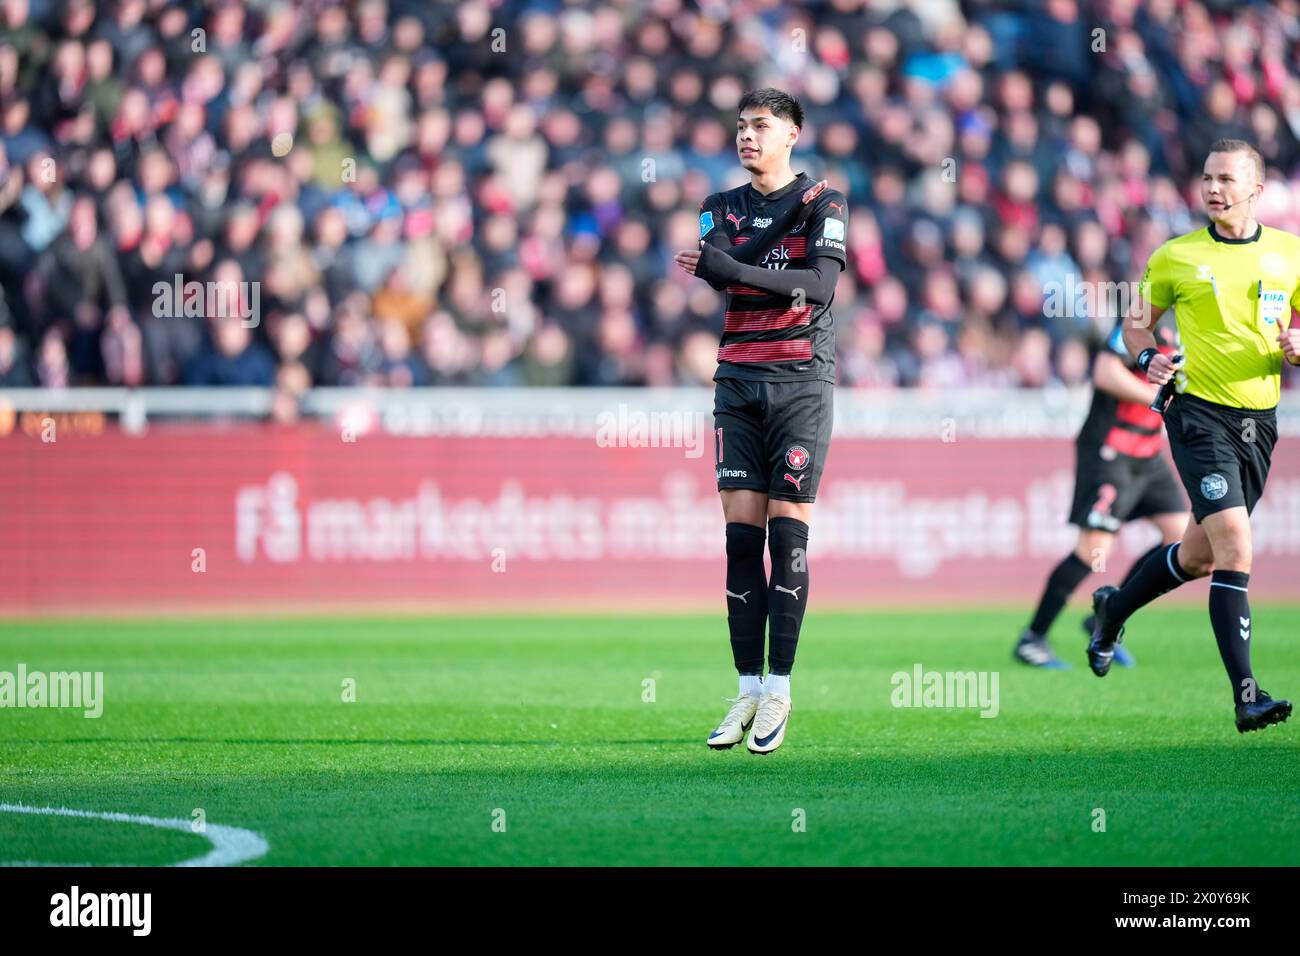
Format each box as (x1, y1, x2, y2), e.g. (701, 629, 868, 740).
(1, 607, 1298, 866)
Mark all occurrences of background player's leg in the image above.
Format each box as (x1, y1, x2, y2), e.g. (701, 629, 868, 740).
(1016, 530, 1106, 668)
(1029, 530, 1109, 636)
(1202, 507, 1256, 705)
(765, 499, 812, 691)
(721, 490, 769, 691)
(1150, 512, 1188, 548)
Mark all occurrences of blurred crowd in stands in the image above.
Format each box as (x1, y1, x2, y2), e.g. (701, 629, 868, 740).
(2, 0, 1300, 400)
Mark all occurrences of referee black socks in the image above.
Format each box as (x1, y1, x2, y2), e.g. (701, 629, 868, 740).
(1106, 542, 1193, 625)
(1027, 553, 1092, 637)
(767, 517, 810, 676)
(725, 522, 767, 676)
(1121, 543, 1167, 589)
(1208, 570, 1255, 705)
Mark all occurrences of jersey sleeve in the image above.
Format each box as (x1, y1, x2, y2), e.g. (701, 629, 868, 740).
(1104, 319, 1130, 361)
(699, 195, 731, 251)
(1140, 243, 1174, 311)
(806, 190, 848, 268)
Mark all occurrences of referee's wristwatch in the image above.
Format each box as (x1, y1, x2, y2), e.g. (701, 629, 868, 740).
(1136, 347, 1159, 372)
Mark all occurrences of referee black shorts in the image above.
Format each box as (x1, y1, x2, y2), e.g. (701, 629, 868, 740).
(1068, 446, 1186, 532)
(712, 377, 833, 503)
(1165, 392, 1278, 522)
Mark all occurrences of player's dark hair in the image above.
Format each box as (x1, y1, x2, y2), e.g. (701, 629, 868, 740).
(738, 88, 805, 130)
(1209, 138, 1265, 183)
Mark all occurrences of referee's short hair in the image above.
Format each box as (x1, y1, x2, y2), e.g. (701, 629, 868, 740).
(1209, 138, 1265, 183)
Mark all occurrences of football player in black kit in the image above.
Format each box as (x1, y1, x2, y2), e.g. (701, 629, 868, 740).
(673, 88, 847, 754)
(1012, 322, 1189, 669)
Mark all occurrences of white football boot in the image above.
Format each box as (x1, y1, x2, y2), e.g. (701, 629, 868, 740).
(707, 694, 759, 750)
(746, 692, 792, 755)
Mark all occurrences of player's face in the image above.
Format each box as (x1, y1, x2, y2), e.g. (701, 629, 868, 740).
(736, 108, 796, 172)
(1201, 151, 1260, 223)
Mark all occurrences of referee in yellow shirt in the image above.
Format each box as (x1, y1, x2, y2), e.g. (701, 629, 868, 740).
(1088, 139, 1300, 733)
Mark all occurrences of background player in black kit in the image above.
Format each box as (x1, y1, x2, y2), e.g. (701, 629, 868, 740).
(673, 89, 847, 755)
(1013, 321, 1189, 669)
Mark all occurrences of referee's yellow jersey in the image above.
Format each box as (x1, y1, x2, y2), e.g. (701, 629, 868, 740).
(1141, 223, 1300, 409)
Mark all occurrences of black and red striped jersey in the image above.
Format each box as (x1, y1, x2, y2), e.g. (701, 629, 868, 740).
(699, 172, 848, 383)
(1076, 320, 1178, 459)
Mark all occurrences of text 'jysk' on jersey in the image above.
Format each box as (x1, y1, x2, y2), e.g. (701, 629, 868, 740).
(700, 172, 848, 384)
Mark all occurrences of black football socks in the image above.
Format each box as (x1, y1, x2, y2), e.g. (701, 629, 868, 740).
(1027, 553, 1092, 637)
(1208, 570, 1255, 705)
(1105, 542, 1193, 625)
(725, 522, 767, 676)
(767, 517, 809, 676)
(1120, 543, 1166, 588)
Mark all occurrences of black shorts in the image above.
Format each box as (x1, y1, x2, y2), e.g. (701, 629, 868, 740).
(1165, 392, 1278, 522)
(1069, 445, 1187, 532)
(713, 377, 833, 502)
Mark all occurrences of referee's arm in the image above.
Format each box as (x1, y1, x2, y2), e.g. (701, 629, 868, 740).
(1121, 296, 1176, 385)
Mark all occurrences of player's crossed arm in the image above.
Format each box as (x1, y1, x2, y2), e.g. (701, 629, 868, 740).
(675, 178, 828, 279)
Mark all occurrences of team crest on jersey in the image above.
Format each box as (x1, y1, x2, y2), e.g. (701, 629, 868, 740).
(785, 445, 810, 471)
(1201, 473, 1228, 501)
(699, 211, 714, 238)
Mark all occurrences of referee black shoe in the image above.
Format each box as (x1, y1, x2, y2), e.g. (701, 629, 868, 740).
(1082, 614, 1135, 668)
(1086, 586, 1125, 677)
(1235, 691, 1293, 734)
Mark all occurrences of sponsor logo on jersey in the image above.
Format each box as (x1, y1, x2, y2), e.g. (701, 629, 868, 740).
(726, 213, 748, 229)
(717, 467, 749, 479)
(753, 217, 773, 228)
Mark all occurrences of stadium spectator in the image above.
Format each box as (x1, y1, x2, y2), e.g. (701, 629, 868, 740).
(0, 0, 1299, 395)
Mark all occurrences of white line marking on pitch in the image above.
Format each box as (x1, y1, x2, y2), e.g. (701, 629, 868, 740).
(0, 803, 269, 867)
